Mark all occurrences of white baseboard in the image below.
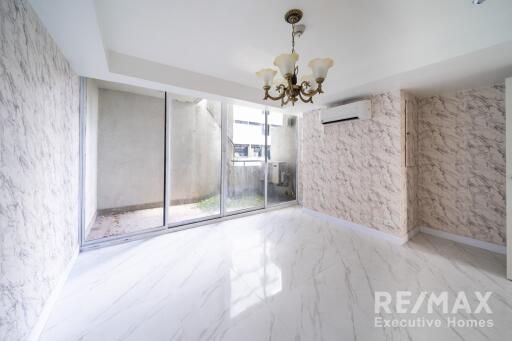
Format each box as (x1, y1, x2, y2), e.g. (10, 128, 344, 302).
(299, 209, 506, 255)
(407, 226, 421, 240)
(302, 208, 409, 245)
(28, 246, 79, 341)
(419, 226, 506, 255)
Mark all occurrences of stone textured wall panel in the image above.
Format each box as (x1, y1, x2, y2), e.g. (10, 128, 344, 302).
(0, 0, 79, 340)
(417, 85, 506, 245)
(300, 91, 404, 236)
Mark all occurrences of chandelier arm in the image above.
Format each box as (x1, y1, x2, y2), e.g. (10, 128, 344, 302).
(275, 84, 287, 93)
(299, 81, 320, 98)
(264, 85, 286, 101)
(265, 92, 286, 101)
(298, 91, 314, 104)
(282, 95, 290, 107)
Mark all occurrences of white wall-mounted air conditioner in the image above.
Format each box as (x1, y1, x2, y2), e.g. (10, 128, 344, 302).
(321, 99, 371, 124)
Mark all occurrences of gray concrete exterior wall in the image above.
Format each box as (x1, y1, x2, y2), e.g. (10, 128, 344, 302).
(170, 100, 221, 203)
(97, 89, 165, 209)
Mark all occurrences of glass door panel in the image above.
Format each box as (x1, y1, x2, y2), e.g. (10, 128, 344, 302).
(225, 105, 266, 212)
(168, 98, 222, 224)
(84, 79, 165, 241)
(266, 111, 297, 205)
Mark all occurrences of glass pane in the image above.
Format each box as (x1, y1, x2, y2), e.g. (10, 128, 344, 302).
(168, 98, 221, 223)
(84, 79, 165, 241)
(267, 111, 297, 205)
(226, 104, 265, 212)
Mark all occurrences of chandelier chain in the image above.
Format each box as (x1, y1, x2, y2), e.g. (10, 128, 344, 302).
(291, 23, 295, 53)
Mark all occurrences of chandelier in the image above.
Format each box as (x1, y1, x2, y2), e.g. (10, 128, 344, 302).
(256, 9, 333, 107)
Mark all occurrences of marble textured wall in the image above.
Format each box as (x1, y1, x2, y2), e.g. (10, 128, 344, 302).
(300, 85, 505, 245)
(0, 0, 79, 340)
(401, 92, 419, 232)
(417, 85, 506, 245)
(300, 91, 404, 236)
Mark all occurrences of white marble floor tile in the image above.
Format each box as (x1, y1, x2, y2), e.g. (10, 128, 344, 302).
(40, 207, 512, 341)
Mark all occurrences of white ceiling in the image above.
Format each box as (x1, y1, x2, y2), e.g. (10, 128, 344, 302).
(31, 0, 512, 110)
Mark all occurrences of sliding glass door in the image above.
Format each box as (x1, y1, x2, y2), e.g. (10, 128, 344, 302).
(168, 98, 222, 224)
(225, 105, 266, 213)
(80, 78, 298, 246)
(83, 79, 166, 242)
(266, 111, 298, 205)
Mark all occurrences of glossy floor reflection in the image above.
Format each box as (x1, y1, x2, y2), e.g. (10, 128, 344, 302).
(40, 207, 512, 341)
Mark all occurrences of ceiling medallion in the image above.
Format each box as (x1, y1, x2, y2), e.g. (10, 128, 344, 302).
(256, 9, 333, 107)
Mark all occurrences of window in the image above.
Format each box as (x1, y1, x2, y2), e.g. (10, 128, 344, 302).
(80, 82, 299, 246)
(234, 144, 249, 158)
(251, 145, 263, 157)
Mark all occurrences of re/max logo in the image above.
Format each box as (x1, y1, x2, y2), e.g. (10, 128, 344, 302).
(374, 291, 493, 314)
